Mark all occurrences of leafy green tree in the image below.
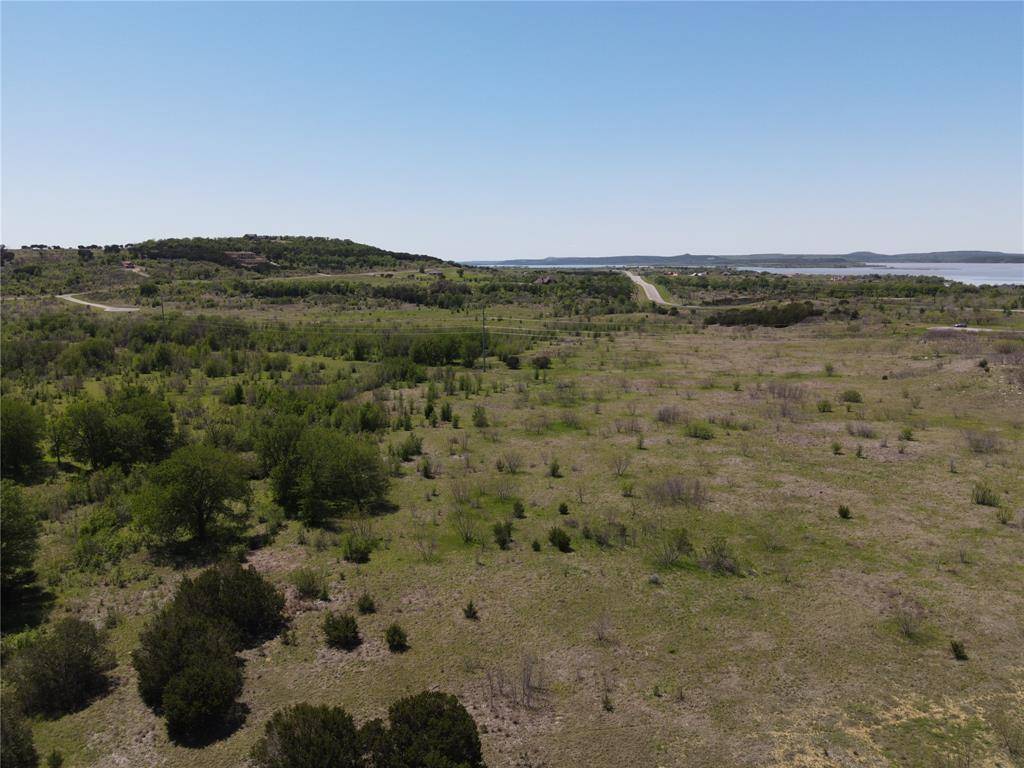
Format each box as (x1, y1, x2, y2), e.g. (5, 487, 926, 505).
(174, 561, 285, 647)
(9, 618, 115, 717)
(1, 397, 44, 479)
(63, 399, 118, 469)
(295, 429, 389, 525)
(133, 445, 248, 543)
(250, 704, 363, 768)
(1, 482, 39, 589)
(110, 388, 175, 464)
(257, 413, 307, 516)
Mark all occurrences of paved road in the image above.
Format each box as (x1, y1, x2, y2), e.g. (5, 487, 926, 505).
(56, 293, 140, 312)
(624, 271, 671, 305)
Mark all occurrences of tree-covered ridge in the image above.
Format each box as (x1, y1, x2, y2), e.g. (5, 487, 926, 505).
(129, 235, 443, 271)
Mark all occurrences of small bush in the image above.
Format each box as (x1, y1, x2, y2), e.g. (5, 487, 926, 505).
(492, 521, 513, 550)
(831, 441, 843, 455)
(385, 623, 408, 653)
(816, 400, 833, 413)
(893, 599, 925, 640)
(699, 539, 741, 576)
(684, 421, 714, 440)
(548, 459, 561, 478)
(971, 482, 1000, 507)
(289, 568, 328, 601)
(356, 593, 376, 615)
(645, 476, 708, 508)
(512, 500, 526, 519)
(655, 405, 681, 425)
(899, 427, 914, 442)
(471, 406, 488, 428)
(846, 422, 876, 439)
(840, 389, 863, 404)
(558, 501, 569, 515)
(323, 612, 361, 651)
(384, 691, 483, 768)
(950, 639, 968, 661)
(10, 617, 115, 717)
(463, 601, 479, 620)
(965, 430, 1000, 454)
(837, 505, 852, 520)
(174, 561, 285, 647)
(548, 526, 572, 552)
(531, 539, 541, 552)
(343, 532, 375, 563)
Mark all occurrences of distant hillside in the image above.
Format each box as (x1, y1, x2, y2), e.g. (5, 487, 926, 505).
(476, 251, 1024, 267)
(130, 235, 443, 272)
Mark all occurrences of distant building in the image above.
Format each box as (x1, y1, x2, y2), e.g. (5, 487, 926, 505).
(224, 251, 268, 269)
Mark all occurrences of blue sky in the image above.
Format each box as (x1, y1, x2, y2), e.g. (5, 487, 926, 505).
(2, 2, 1021, 260)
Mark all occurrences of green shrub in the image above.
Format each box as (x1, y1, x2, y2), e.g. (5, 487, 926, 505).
(383, 691, 483, 768)
(699, 538, 741, 575)
(343, 532, 375, 563)
(10, 617, 115, 717)
(558, 501, 569, 515)
(950, 640, 968, 661)
(840, 389, 863, 404)
(357, 593, 376, 615)
(289, 567, 328, 601)
(174, 561, 285, 647)
(1, 695, 38, 768)
(463, 601, 478, 620)
(548, 459, 561, 478)
(512, 500, 525, 519)
(531, 539, 541, 552)
(161, 654, 242, 743)
(0, 481, 39, 590)
(385, 623, 408, 653)
(471, 406, 488, 428)
(250, 704, 362, 768)
(816, 400, 833, 413)
(971, 482, 1000, 507)
(684, 421, 714, 440)
(323, 613, 361, 651)
(548, 526, 572, 553)
(837, 505, 852, 520)
(492, 521, 513, 550)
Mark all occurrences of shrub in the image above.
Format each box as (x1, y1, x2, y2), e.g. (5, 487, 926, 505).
(323, 613, 361, 651)
(290, 568, 328, 601)
(492, 521, 513, 550)
(383, 691, 483, 768)
(645, 476, 708, 508)
(1, 695, 38, 768)
(950, 639, 968, 661)
(831, 441, 843, 455)
(174, 561, 285, 647)
(893, 599, 925, 640)
(684, 421, 714, 440)
(10, 617, 115, 717)
(548, 526, 572, 553)
(558, 501, 569, 515)
(650, 527, 694, 568)
(0, 397, 44, 480)
(837, 505, 852, 520)
(846, 422, 876, 439)
(343, 531, 375, 563)
(357, 593, 376, 615)
(548, 459, 561, 478)
(294, 430, 390, 524)
(471, 406, 488, 428)
(655, 405, 681, 425)
(531, 355, 551, 370)
(463, 601, 479, 620)
(512, 500, 526, 519)
(531, 539, 541, 552)
(699, 539, 741, 575)
(385, 623, 408, 653)
(161, 654, 242, 742)
(816, 400, 833, 413)
(965, 430, 1000, 454)
(899, 427, 914, 442)
(250, 704, 362, 768)
(840, 389, 863, 404)
(971, 482, 1000, 507)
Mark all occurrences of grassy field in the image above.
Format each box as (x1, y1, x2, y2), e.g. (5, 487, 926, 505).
(2, 251, 1022, 768)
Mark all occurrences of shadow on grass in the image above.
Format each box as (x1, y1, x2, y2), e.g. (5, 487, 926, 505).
(1, 578, 56, 635)
(169, 702, 250, 749)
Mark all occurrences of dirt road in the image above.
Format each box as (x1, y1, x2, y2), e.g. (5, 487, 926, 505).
(624, 271, 671, 305)
(56, 294, 140, 312)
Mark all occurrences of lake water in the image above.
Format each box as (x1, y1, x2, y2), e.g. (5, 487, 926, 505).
(488, 261, 1023, 285)
(731, 262, 1024, 286)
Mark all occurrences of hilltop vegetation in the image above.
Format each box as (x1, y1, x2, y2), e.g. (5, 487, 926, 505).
(0, 247, 1022, 768)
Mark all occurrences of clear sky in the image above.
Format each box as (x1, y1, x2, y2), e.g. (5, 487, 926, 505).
(2, 2, 1021, 261)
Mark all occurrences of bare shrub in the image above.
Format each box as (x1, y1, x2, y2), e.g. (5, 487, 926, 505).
(646, 476, 708, 509)
(450, 506, 478, 544)
(497, 452, 523, 474)
(766, 381, 805, 402)
(964, 430, 1001, 454)
(492, 475, 518, 501)
(990, 709, 1024, 759)
(611, 454, 632, 477)
(892, 597, 926, 640)
(450, 478, 472, 506)
(846, 422, 877, 439)
(650, 527, 694, 568)
(592, 612, 614, 644)
(655, 405, 681, 425)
